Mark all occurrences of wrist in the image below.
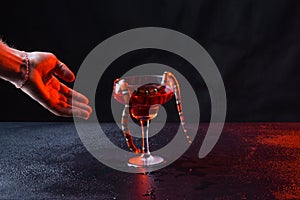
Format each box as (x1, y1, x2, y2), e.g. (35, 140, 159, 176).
(6, 50, 30, 88)
(0, 42, 29, 87)
(15, 52, 30, 88)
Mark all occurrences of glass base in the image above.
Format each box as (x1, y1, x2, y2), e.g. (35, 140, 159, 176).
(128, 153, 164, 167)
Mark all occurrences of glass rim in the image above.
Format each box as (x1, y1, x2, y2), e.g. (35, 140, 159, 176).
(118, 74, 163, 80)
(114, 74, 165, 86)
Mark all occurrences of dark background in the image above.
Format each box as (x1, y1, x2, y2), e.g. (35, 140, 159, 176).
(1, 0, 300, 122)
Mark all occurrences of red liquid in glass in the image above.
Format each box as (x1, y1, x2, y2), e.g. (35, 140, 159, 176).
(129, 83, 174, 120)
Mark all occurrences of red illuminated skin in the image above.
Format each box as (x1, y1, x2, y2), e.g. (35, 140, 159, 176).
(0, 40, 92, 119)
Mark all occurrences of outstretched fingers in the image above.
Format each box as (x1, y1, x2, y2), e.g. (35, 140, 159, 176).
(59, 83, 89, 104)
(54, 102, 91, 119)
(57, 83, 92, 119)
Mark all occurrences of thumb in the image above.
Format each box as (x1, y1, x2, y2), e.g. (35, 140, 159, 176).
(54, 61, 75, 82)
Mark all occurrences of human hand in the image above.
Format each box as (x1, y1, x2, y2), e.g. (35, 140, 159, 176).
(20, 52, 92, 119)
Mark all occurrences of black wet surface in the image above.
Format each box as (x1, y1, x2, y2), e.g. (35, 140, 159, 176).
(1, 122, 300, 199)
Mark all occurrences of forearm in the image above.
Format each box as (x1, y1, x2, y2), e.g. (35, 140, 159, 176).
(0, 40, 26, 87)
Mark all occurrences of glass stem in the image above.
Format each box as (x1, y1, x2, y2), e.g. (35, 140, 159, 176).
(141, 120, 151, 157)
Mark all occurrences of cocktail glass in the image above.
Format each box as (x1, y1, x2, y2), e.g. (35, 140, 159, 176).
(113, 72, 188, 167)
